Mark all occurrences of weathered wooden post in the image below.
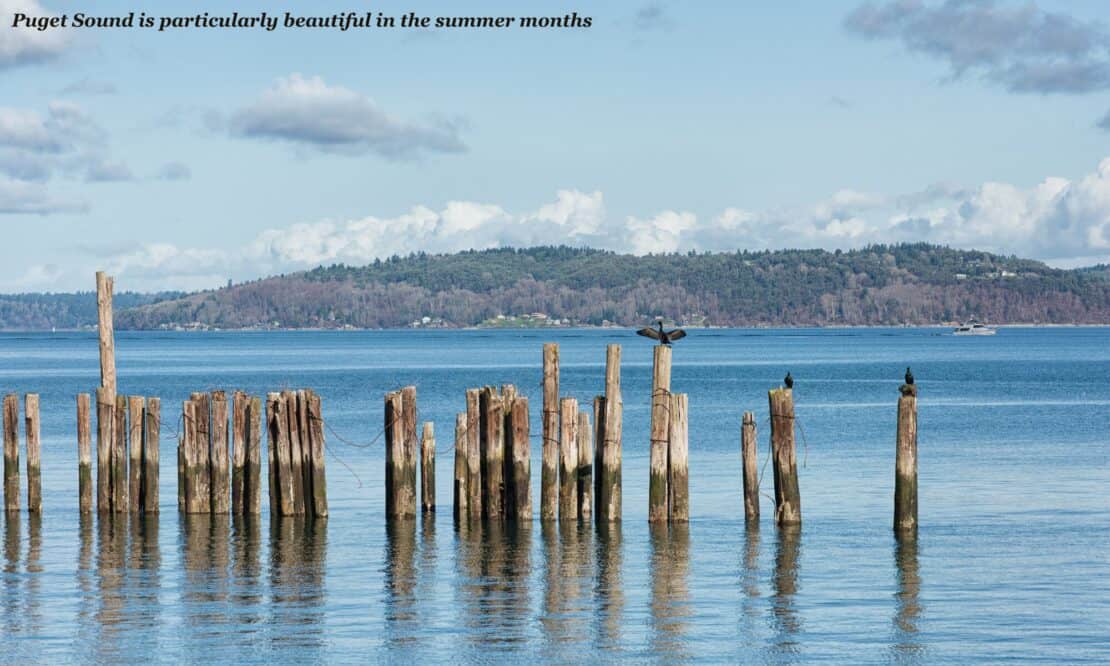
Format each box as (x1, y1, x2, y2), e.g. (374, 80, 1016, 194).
(385, 389, 417, 519)
(95, 387, 113, 513)
(270, 392, 294, 516)
(741, 411, 759, 523)
(297, 390, 312, 513)
(648, 345, 672, 523)
(895, 384, 918, 532)
(247, 395, 262, 514)
(3, 394, 19, 512)
(558, 397, 579, 522)
(598, 344, 622, 522)
(509, 397, 531, 521)
(211, 391, 230, 514)
(768, 387, 801, 526)
(421, 422, 435, 514)
(453, 413, 468, 521)
(577, 410, 592, 522)
(182, 399, 196, 512)
(232, 391, 248, 514)
(480, 387, 504, 520)
(668, 393, 689, 522)
(306, 390, 327, 518)
(128, 396, 144, 512)
(77, 393, 92, 513)
(95, 271, 116, 393)
(282, 390, 305, 515)
(541, 343, 559, 521)
(143, 397, 159, 514)
(25, 394, 41, 513)
(401, 386, 418, 517)
(112, 394, 128, 513)
(465, 388, 482, 520)
(191, 392, 211, 512)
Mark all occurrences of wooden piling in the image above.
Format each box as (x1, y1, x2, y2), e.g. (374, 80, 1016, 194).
(95, 388, 113, 513)
(384, 390, 407, 519)
(465, 388, 482, 521)
(598, 344, 622, 522)
(270, 392, 295, 516)
(741, 411, 759, 523)
(143, 398, 159, 514)
(297, 390, 313, 515)
(558, 397, 579, 522)
(541, 343, 559, 521)
(211, 391, 230, 514)
(182, 399, 198, 512)
(668, 393, 689, 522)
(509, 397, 531, 521)
(421, 422, 435, 514)
(453, 413, 468, 521)
(265, 393, 280, 515)
(400, 386, 419, 518)
(95, 271, 116, 392)
(247, 395, 262, 514)
(648, 345, 672, 523)
(768, 388, 801, 526)
(77, 393, 92, 514)
(3, 395, 19, 512)
(112, 394, 128, 513)
(282, 390, 304, 515)
(231, 391, 247, 514)
(480, 387, 504, 520)
(25, 394, 41, 513)
(192, 392, 211, 512)
(306, 390, 328, 518)
(177, 440, 185, 513)
(577, 410, 592, 522)
(895, 386, 918, 532)
(128, 396, 144, 512)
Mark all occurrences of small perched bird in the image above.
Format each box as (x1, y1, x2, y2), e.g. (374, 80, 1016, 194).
(784, 372, 793, 389)
(636, 321, 687, 346)
(905, 367, 914, 385)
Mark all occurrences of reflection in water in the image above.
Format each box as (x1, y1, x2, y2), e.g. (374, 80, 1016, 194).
(540, 521, 593, 647)
(892, 533, 925, 661)
(384, 517, 418, 646)
(595, 521, 624, 649)
(649, 522, 691, 661)
(770, 525, 801, 654)
(230, 514, 264, 625)
(3, 513, 21, 636)
(269, 516, 328, 653)
(455, 520, 534, 653)
(94, 514, 129, 662)
(26, 513, 42, 634)
(740, 523, 761, 625)
(181, 514, 231, 634)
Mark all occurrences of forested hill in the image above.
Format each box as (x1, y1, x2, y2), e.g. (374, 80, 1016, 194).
(2, 245, 1108, 330)
(108, 244, 1109, 330)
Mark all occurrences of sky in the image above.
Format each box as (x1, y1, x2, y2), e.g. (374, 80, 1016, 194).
(1, 0, 1109, 292)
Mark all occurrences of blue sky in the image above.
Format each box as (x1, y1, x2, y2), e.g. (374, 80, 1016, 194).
(1, 0, 1109, 291)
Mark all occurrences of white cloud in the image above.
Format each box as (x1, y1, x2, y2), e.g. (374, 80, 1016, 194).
(0, 0, 71, 69)
(229, 74, 466, 159)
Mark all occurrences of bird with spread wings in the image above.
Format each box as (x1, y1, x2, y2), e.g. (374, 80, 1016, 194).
(636, 321, 686, 346)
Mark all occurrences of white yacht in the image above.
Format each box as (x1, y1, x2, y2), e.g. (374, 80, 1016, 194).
(953, 320, 996, 336)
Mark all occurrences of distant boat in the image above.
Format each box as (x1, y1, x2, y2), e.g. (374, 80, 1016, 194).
(953, 320, 996, 336)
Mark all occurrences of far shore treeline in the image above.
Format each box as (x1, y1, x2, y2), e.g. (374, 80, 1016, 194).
(1, 244, 1109, 331)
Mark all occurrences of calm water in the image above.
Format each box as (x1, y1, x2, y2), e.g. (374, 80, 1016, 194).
(0, 328, 1107, 663)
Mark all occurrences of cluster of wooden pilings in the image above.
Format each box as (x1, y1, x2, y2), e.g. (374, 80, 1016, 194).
(383, 386, 436, 519)
(79, 390, 160, 514)
(647, 346, 689, 523)
(3, 394, 41, 512)
(265, 390, 328, 518)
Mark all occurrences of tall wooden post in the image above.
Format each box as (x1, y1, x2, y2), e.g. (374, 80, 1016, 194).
(191, 392, 211, 512)
(128, 396, 144, 512)
(282, 390, 304, 515)
(895, 385, 918, 532)
(509, 397, 531, 521)
(577, 410, 592, 522)
(421, 422, 435, 514)
(384, 390, 403, 518)
(465, 388, 482, 521)
(25, 394, 41, 513)
(400, 386, 418, 517)
(96, 271, 116, 393)
(111, 394, 128, 513)
(95, 388, 113, 513)
(231, 391, 248, 514)
(3, 394, 20, 512)
(270, 392, 294, 516)
(306, 390, 327, 518)
(768, 387, 801, 526)
(668, 393, 689, 522)
(453, 413, 468, 521)
(741, 411, 759, 523)
(143, 397, 160, 514)
(211, 391, 230, 514)
(247, 395, 262, 514)
(648, 345, 672, 523)
(541, 343, 559, 521)
(480, 387, 504, 520)
(599, 344, 622, 522)
(77, 393, 93, 513)
(558, 397, 579, 522)
(182, 399, 197, 512)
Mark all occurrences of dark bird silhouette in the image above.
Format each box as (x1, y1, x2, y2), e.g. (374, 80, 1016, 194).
(784, 371, 793, 389)
(904, 366, 914, 385)
(636, 321, 687, 345)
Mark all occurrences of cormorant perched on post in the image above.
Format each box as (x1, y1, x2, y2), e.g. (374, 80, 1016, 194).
(784, 372, 793, 389)
(636, 321, 686, 346)
(905, 367, 914, 385)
